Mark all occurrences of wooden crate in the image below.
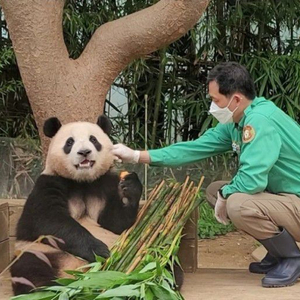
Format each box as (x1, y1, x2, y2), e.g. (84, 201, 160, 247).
(178, 208, 198, 273)
(0, 199, 25, 268)
(0, 202, 10, 272)
(0, 199, 198, 273)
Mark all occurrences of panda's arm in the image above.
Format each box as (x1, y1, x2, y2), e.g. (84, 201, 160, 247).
(98, 172, 143, 234)
(16, 175, 109, 261)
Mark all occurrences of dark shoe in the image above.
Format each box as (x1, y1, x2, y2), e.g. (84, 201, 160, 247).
(258, 229, 300, 288)
(249, 252, 279, 274)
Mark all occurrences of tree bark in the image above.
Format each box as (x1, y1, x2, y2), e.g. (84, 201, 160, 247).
(0, 0, 210, 149)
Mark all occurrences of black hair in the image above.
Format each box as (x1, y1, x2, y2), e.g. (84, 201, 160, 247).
(207, 62, 256, 100)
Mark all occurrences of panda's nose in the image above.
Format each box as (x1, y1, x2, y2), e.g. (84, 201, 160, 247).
(77, 149, 92, 157)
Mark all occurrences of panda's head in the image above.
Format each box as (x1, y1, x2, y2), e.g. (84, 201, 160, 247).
(43, 115, 114, 182)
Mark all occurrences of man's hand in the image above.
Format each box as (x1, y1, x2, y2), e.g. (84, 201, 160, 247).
(112, 144, 140, 164)
(214, 192, 230, 225)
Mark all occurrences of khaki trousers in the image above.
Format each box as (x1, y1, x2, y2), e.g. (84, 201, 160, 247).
(206, 181, 300, 241)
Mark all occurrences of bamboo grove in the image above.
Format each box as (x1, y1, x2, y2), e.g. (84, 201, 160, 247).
(1, 0, 300, 145)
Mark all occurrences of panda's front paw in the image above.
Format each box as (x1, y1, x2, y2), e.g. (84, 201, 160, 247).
(119, 172, 143, 205)
(85, 239, 110, 262)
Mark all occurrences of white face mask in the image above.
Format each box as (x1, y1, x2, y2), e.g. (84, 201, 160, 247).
(209, 96, 238, 124)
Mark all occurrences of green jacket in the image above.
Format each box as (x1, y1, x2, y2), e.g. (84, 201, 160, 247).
(149, 97, 300, 198)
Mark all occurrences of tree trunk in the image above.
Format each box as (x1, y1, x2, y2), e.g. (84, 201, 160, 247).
(0, 0, 210, 151)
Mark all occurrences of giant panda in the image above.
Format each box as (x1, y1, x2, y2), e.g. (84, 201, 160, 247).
(10, 115, 143, 295)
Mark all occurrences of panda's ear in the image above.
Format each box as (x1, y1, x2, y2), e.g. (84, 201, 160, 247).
(43, 117, 62, 138)
(96, 115, 112, 135)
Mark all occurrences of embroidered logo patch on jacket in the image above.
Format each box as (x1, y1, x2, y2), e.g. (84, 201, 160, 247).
(243, 125, 255, 143)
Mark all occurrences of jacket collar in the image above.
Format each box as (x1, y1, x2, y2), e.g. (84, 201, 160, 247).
(236, 97, 266, 129)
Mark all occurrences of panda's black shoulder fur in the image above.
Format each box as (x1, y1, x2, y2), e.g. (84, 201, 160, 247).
(16, 170, 142, 263)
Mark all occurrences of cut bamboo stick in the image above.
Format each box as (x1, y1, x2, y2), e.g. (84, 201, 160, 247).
(102, 176, 204, 275)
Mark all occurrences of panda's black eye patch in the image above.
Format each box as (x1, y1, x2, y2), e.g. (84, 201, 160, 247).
(90, 135, 101, 151)
(64, 137, 74, 154)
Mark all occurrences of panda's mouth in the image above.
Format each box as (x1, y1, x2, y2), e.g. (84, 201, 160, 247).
(75, 159, 95, 169)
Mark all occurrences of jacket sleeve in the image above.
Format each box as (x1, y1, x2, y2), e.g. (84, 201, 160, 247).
(148, 123, 232, 167)
(222, 114, 282, 198)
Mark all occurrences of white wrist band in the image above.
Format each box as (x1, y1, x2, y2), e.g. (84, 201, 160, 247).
(133, 150, 140, 163)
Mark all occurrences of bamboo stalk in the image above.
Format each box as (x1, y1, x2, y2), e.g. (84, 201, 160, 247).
(110, 187, 173, 270)
(125, 223, 164, 274)
(118, 179, 166, 243)
(112, 185, 181, 271)
(153, 180, 203, 246)
(109, 181, 169, 257)
(102, 176, 204, 277)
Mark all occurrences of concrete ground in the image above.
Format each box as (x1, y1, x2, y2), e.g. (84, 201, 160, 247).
(0, 270, 12, 300)
(181, 269, 300, 300)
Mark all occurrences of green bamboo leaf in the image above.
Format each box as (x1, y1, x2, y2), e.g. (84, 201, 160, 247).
(145, 287, 155, 300)
(286, 101, 295, 119)
(161, 279, 177, 294)
(95, 254, 107, 263)
(140, 283, 146, 298)
(155, 261, 163, 276)
(55, 278, 77, 286)
(259, 75, 269, 96)
(286, 97, 300, 111)
(163, 268, 174, 285)
(126, 271, 154, 282)
(44, 286, 71, 293)
(150, 285, 179, 300)
(200, 115, 213, 135)
(64, 270, 84, 277)
(68, 288, 83, 297)
(58, 292, 69, 300)
(11, 291, 56, 300)
(95, 284, 140, 299)
(139, 262, 156, 273)
(69, 271, 127, 288)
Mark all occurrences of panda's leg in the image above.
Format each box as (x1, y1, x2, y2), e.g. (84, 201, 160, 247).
(10, 252, 57, 295)
(10, 249, 87, 295)
(79, 217, 119, 249)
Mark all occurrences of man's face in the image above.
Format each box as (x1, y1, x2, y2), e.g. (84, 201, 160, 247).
(208, 80, 236, 109)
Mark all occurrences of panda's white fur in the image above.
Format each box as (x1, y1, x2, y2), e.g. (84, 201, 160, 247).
(11, 116, 143, 295)
(43, 121, 115, 182)
(43, 120, 119, 249)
